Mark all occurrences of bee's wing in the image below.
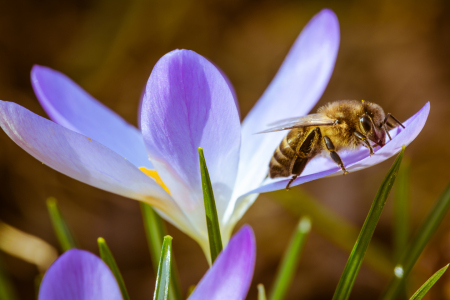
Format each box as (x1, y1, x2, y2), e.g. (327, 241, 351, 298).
(256, 114, 337, 134)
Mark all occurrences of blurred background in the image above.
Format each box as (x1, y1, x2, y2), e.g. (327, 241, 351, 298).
(0, 0, 449, 299)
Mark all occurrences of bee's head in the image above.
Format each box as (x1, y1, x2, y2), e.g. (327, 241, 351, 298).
(359, 102, 386, 148)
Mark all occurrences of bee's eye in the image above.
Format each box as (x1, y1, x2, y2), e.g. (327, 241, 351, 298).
(360, 115, 372, 133)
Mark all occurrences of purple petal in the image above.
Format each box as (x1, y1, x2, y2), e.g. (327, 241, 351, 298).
(247, 102, 430, 194)
(31, 65, 152, 169)
(39, 249, 123, 300)
(0, 101, 195, 233)
(232, 9, 340, 204)
(210, 61, 240, 119)
(141, 50, 241, 225)
(188, 225, 256, 300)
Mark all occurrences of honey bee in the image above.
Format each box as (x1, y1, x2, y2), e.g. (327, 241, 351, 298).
(260, 100, 405, 190)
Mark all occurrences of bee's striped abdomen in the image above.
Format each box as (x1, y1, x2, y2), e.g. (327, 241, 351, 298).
(269, 127, 322, 179)
(269, 128, 304, 178)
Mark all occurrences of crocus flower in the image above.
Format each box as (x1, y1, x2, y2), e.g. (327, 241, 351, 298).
(38, 225, 256, 300)
(0, 9, 429, 254)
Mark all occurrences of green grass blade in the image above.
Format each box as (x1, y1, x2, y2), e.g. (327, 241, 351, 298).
(198, 147, 223, 263)
(332, 147, 405, 300)
(153, 236, 172, 300)
(258, 284, 267, 300)
(186, 285, 196, 298)
(97, 238, 130, 300)
(140, 203, 167, 272)
(269, 217, 311, 300)
(409, 264, 449, 300)
(393, 158, 410, 300)
(46, 197, 77, 251)
(270, 190, 393, 278)
(140, 203, 182, 300)
(382, 181, 450, 299)
(394, 158, 410, 261)
(0, 254, 18, 300)
(34, 273, 43, 300)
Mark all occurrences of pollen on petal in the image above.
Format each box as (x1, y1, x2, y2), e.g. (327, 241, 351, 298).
(139, 167, 171, 195)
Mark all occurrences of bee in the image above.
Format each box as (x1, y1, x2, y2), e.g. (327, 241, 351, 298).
(259, 100, 405, 190)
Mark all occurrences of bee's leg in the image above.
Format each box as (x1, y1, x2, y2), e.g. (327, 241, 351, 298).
(285, 156, 309, 190)
(284, 127, 320, 191)
(354, 131, 375, 155)
(286, 175, 297, 190)
(323, 136, 348, 174)
(383, 123, 392, 140)
(286, 157, 299, 190)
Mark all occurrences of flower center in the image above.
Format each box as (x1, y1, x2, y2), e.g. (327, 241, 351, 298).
(139, 167, 171, 195)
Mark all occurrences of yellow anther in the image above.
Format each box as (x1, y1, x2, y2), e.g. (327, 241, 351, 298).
(139, 167, 171, 195)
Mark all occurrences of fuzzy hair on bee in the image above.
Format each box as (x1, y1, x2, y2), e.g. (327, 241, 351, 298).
(261, 100, 405, 190)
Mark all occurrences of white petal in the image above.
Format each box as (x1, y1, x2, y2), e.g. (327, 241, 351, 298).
(226, 9, 340, 223)
(31, 65, 152, 170)
(0, 101, 197, 237)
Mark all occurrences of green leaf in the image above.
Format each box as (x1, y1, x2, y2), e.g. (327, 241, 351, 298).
(393, 158, 411, 300)
(270, 190, 393, 278)
(258, 284, 267, 300)
(198, 147, 223, 263)
(409, 264, 449, 300)
(0, 254, 18, 300)
(46, 197, 77, 251)
(269, 216, 311, 300)
(140, 203, 182, 300)
(154, 236, 173, 300)
(382, 181, 450, 299)
(97, 238, 130, 300)
(34, 273, 43, 300)
(141, 203, 168, 272)
(332, 147, 405, 300)
(186, 285, 196, 298)
(394, 157, 410, 261)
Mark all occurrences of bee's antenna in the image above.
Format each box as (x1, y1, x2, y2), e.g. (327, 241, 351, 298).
(388, 114, 405, 128)
(384, 113, 405, 129)
(382, 113, 405, 141)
